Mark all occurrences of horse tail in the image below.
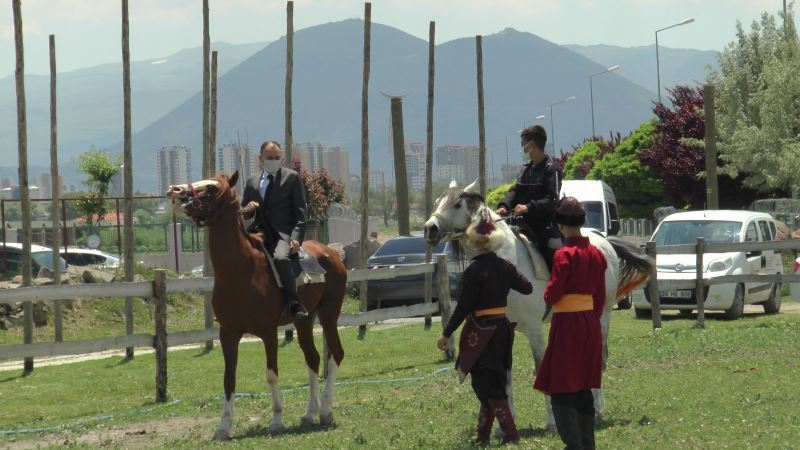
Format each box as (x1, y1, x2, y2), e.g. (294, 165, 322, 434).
(607, 236, 655, 300)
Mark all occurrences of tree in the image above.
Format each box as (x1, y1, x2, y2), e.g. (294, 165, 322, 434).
(711, 6, 800, 192)
(487, 183, 512, 209)
(588, 120, 664, 217)
(562, 137, 619, 180)
(640, 85, 767, 209)
(72, 147, 121, 226)
(299, 169, 346, 218)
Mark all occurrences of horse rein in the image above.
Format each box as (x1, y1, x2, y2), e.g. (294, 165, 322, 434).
(178, 181, 237, 228)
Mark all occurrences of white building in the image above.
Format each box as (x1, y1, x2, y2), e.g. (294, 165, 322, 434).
(156, 145, 192, 194)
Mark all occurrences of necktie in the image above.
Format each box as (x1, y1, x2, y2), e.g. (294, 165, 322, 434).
(263, 174, 275, 204)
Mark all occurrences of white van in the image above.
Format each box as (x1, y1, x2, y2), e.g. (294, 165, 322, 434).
(559, 180, 620, 236)
(631, 210, 783, 320)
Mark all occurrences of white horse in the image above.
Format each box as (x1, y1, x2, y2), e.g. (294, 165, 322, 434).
(424, 179, 653, 431)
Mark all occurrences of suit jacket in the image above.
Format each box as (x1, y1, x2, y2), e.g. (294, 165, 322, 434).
(241, 168, 307, 244)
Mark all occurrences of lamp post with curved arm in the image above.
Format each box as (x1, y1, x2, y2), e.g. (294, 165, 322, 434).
(549, 96, 575, 156)
(656, 18, 694, 103)
(590, 65, 620, 138)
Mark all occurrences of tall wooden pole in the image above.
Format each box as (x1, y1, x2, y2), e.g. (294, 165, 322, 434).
(703, 84, 718, 209)
(202, 0, 214, 351)
(391, 98, 410, 236)
(210, 51, 218, 176)
(202, 0, 211, 178)
(49, 34, 63, 343)
(476, 35, 487, 197)
(121, 0, 135, 359)
(14, 0, 34, 373)
(285, 1, 294, 164)
(423, 21, 435, 329)
(358, 3, 371, 337)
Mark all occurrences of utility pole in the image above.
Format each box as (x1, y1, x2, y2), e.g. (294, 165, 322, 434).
(704, 84, 719, 209)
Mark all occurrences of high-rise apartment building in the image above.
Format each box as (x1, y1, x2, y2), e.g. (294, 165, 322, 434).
(217, 143, 254, 180)
(462, 145, 480, 184)
(369, 170, 386, 192)
(323, 147, 350, 190)
(404, 141, 426, 192)
(156, 145, 192, 194)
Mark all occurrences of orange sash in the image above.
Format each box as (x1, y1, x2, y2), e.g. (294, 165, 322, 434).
(474, 307, 507, 317)
(552, 294, 593, 313)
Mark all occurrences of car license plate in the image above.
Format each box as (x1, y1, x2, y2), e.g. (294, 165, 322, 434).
(661, 290, 692, 299)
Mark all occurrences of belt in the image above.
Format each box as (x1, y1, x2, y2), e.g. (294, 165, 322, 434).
(474, 307, 507, 317)
(552, 294, 593, 313)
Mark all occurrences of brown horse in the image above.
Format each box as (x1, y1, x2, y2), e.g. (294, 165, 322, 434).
(166, 171, 346, 440)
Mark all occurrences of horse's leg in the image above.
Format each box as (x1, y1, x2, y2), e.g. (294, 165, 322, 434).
(318, 318, 344, 425)
(263, 333, 285, 433)
(213, 328, 242, 441)
(296, 316, 321, 426)
(521, 323, 556, 433)
(593, 304, 613, 423)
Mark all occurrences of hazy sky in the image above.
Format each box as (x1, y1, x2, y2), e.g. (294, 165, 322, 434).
(0, 0, 791, 77)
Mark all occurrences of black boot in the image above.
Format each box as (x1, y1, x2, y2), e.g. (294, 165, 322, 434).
(551, 397, 583, 450)
(275, 259, 308, 321)
(576, 390, 596, 450)
(488, 399, 519, 445)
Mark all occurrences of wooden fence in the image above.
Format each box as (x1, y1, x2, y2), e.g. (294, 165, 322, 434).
(644, 238, 800, 329)
(0, 255, 455, 402)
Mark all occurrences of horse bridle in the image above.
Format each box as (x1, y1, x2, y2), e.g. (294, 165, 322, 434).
(178, 181, 229, 228)
(432, 212, 467, 239)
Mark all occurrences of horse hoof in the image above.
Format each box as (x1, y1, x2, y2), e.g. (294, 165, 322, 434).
(319, 412, 334, 425)
(299, 415, 316, 426)
(545, 422, 557, 434)
(268, 422, 285, 433)
(212, 429, 231, 441)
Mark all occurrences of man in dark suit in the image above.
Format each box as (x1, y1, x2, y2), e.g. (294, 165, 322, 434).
(241, 140, 309, 320)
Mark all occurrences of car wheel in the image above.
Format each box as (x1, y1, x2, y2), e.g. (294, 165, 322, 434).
(634, 307, 651, 319)
(617, 294, 632, 310)
(723, 284, 745, 320)
(761, 282, 782, 315)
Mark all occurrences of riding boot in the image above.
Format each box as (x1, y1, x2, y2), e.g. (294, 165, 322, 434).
(475, 403, 494, 446)
(551, 401, 583, 449)
(488, 399, 519, 444)
(576, 390, 596, 450)
(274, 259, 308, 320)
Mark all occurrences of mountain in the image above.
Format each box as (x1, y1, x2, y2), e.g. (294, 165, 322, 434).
(124, 21, 658, 192)
(0, 41, 266, 184)
(566, 44, 718, 95)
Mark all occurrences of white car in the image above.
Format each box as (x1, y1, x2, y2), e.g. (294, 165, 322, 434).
(632, 210, 783, 320)
(59, 247, 120, 268)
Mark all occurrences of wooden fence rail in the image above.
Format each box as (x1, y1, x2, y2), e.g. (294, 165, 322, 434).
(645, 237, 800, 329)
(0, 255, 454, 402)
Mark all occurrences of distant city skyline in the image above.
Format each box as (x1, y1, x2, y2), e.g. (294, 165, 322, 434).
(0, 0, 790, 78)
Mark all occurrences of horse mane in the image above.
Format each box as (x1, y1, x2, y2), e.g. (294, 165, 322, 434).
(209, 172, 263, 248)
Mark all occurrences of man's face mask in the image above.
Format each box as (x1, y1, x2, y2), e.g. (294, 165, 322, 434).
(264, 159, 282, 175)
(521, 142, 532, 161)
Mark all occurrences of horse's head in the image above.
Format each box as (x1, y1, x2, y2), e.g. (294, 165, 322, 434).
(165, 170, 239, 227)
(424, 179, 485, 246)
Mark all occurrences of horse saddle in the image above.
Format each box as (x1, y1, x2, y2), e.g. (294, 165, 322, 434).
(290, 250, 327, 287)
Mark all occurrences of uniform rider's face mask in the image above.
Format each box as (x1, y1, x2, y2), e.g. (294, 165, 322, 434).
(521, 142, 532, 161)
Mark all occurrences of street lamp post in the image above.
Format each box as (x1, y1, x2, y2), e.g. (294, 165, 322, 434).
(655, 18, 694, 103)
(549, 97, 575, 157)
(590, 65, 620, 138)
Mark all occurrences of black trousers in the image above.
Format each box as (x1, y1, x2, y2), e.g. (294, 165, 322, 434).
(270, 238, 298, 305)
(471, 368, 508, 406)
(551, 390, 595, 450)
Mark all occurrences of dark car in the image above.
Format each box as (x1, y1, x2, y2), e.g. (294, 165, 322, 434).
(366, 235, 462, 309)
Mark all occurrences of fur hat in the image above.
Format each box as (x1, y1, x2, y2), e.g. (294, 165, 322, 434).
(466, 217, 504, 252)
(554, 196, 586, 227)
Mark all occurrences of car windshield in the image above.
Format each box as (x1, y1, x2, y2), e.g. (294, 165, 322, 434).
(32, 251, 67, 271)
(582, 201, 604, 230)
(373, 237, 446, 256)
(652, 220, 742, 245)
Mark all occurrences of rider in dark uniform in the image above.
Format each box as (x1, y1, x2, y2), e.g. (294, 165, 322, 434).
(496, 124, 562, 270)
(437, 214, 533, 445)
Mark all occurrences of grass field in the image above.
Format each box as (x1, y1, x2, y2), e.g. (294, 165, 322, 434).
(1, 304, 799, 449)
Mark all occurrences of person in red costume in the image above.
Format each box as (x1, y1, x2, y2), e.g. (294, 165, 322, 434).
(437, 210, 532, 445)
(533, 196, 606, 450)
